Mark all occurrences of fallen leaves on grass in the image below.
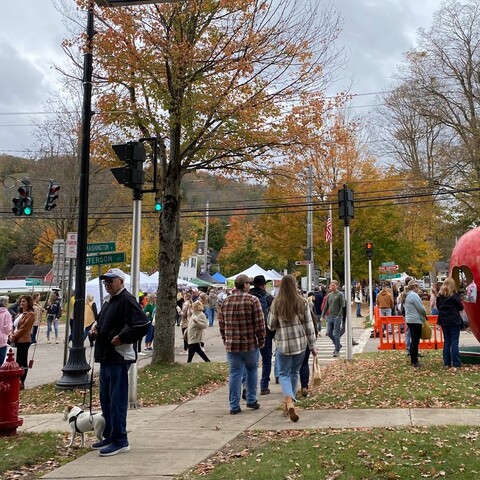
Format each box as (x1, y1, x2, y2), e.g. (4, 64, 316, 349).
(301, 351, 480, 409)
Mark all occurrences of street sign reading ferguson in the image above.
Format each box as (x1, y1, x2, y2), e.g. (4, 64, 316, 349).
(86, 252, 126, 266)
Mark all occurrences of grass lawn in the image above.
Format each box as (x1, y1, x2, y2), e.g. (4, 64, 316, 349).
(301, 350, 480, 409)
(1, 362, 228, 479)
(8, 351, 480, 479)
(180, 427, 480, 480)
(20, 361, 229, 414)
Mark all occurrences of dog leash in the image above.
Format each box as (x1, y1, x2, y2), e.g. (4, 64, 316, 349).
(81, 343, 95, 417)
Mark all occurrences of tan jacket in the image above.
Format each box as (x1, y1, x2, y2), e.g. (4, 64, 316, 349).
(187, 311, 208, 344)
(376, 290, 394, 310)
(11, 311, 35, 344)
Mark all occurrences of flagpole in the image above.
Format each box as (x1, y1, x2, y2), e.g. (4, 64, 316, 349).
(329, 205, 333, 283)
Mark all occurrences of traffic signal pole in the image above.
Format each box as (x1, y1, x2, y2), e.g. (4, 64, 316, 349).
(56, 1, 94, 389)
(338, 184, 354, 361)
(128, 189, 142, 408)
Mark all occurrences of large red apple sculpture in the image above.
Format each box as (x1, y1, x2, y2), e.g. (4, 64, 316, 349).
(450, 226, 480, 343)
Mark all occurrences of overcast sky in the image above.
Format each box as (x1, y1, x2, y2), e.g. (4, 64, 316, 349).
(0, 0, 443, 156)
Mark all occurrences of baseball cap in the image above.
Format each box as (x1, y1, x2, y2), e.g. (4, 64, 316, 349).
(235, 274, 253, 287)
(100, 268, 126, 281)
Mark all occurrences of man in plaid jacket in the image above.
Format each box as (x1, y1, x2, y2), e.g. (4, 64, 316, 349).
(218, 274, 266, 415)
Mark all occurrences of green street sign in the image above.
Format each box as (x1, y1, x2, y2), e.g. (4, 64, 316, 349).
(86, 252, 126, 266)
(379, 273, 402, 280)
(25, 277, 41, 286)
(87, 242, 116, 254)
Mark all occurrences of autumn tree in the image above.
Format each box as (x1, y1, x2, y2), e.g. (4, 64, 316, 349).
(71, 0, 345, 363)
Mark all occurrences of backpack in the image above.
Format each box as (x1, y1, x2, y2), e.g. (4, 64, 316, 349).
(251, 291, 274, 338)
(48, 302, 59, 317)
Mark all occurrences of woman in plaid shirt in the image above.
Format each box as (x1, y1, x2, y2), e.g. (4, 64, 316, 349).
(268, 274, 317, 422)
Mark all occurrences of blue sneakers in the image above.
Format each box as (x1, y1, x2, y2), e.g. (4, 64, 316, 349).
(92, 439, 111, 450)
(99, 442, 130, 457)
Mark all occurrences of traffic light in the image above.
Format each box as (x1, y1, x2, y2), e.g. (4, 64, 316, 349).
(303, 246, 311, 260)
(12, 181, 33, 216)
(45, 180, 60, 211)
(365, 241, 373, 259)
(154, 195, 163, 212)
(111, 141, 146, 190)
(338, 185, 354, 221)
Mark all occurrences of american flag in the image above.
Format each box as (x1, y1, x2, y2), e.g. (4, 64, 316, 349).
(325, 216, 332, 243)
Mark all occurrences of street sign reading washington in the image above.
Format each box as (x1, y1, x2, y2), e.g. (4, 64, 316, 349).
(86, 242, 116, 254)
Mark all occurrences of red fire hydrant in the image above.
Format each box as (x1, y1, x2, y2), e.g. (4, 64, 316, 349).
(0, 348, 24, 436)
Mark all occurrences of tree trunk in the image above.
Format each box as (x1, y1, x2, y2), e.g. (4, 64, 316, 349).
(151, 120, 183, 364)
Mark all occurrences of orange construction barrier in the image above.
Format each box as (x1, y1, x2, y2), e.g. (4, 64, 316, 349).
(374, 307, 444, 351)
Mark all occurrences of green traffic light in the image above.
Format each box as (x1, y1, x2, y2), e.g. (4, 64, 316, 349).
(24, 206, 32, 215)
(155, 202, 162, 212)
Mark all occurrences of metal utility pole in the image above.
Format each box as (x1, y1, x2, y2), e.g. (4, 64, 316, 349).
(128, 189, 142, 408)
(56, 2, 94, 389)
(307, 166, 313, 291)
(338, 184, 354, 361)
(204, 201, 209, 275)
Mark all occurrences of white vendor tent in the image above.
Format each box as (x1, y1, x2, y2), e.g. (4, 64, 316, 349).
(267, 269, 283, 281)
(85, 271, 154, 307)
(227, 264, 277, 286)
(148, 271, 196, 288)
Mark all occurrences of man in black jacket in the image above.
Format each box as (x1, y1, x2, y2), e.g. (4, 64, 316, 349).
(89, 268, 149, 457)
(249, 275, 274, 395)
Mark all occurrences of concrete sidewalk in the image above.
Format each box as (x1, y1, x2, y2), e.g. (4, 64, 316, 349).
(20, 380, 480, 480)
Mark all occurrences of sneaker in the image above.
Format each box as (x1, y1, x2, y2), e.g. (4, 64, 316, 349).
(99, 442, 130, 457)
(301, 388, 308, 397)
(412, 362, 423, 369)
(92, 439, 111, 450)
(230, 408, 241, 415)
(260, 388, 270, 395)
(246, 401, 260, 410)
(138, 352, 147, 356)
(333, 351, 339, 358)
(352, 340, 359, 346)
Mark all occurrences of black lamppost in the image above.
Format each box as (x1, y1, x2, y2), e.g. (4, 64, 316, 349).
(56, 0, 183, 389)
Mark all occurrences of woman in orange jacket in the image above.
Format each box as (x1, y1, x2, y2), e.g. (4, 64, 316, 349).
(9, 295, 35, 388)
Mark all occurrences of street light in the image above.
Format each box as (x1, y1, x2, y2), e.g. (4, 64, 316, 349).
(55, 0, 185, 390)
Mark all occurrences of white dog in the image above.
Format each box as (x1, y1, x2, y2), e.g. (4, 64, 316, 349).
(63, 405, 106, 448)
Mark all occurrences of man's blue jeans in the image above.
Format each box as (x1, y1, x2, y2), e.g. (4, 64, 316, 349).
(206, 307, 216, 326)
(442, 324, 462, 368)
(99, 362, 129, 446)
(276, 349, 305, 400)
(227, 349, 259, 410)
(326, 315, 342, 352)
(259, 335, 273, 390)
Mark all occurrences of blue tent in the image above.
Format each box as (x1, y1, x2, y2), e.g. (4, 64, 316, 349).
(212, 272, 226, 284)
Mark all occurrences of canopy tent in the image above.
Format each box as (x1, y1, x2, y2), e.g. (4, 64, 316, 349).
(198, 273, 219, 284)
(211, 272, 226, 284)
(190, 277, 213, 287)
(148, 271, 196, 288)
(267, 269, 283, 280)
(227, 264, 275, 281)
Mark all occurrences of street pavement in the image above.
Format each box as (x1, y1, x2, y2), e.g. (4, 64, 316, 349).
(15, 307, 480, 479)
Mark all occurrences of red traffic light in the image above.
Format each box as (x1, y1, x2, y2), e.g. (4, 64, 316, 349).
(365, 242, 373, 250)
(18, 186, 29, 197)
(49, 184, 60, 194)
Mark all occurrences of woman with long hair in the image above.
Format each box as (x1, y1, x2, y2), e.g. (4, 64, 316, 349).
(437, 277, 464, 369)
(268, 275, 316, 422)
(9, 295, 35, 388)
